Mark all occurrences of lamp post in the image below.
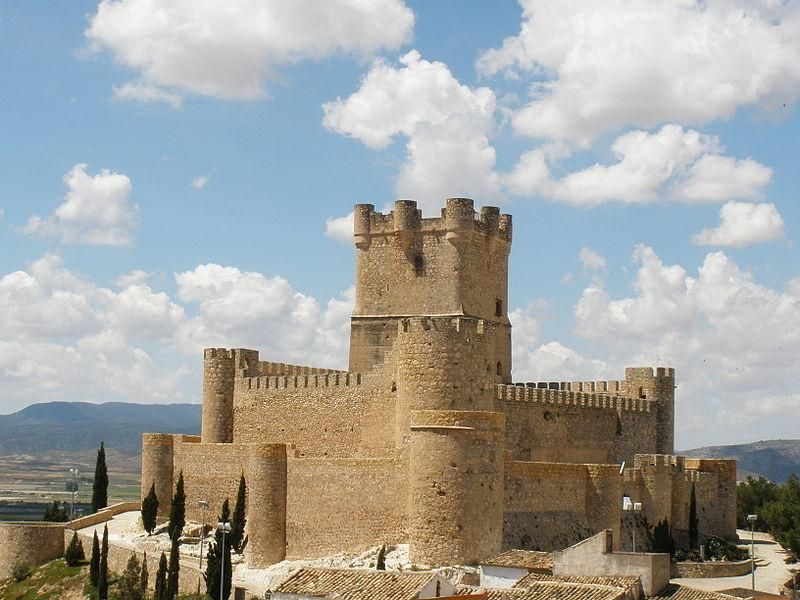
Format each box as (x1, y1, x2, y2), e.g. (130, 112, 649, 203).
(217, 521, 231, 600)
(198, 500, 209, 570)
(69, 468, 79, 520)
(623, 498, 643, 552)
(747, 513, 758, 592)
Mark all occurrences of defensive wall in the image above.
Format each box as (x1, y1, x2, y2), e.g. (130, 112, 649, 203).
(137, 198, 736, 570)
(0, 522, 65, 580)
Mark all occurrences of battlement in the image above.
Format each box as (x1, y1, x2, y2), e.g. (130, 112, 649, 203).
(242, 372, 362, 391)
(625, 366, 675, 382)
(513, 380, 627, 393)
(397, 316, 495, 337)
(254, 361, 346, 377)
(353, 198, 512, 249)
(496, 384, 655, 413)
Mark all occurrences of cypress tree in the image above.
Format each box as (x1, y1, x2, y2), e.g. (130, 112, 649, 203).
(64, 531, 85, 566)
(166, 539, 180, 599)
(92, 442, 109, 513)
(140, 551, 148, 599)
(230, 473, 247, 553)
(141, 482, 159, 535)
(689, 482, 700, 550)
(154, 552, 168, 600)
(117, 553, 142, 600)
(90, 529, 101, 587)
(376, 545, 387, 570)
(98, 524, 109, 600)
(167, 471, 186, 543)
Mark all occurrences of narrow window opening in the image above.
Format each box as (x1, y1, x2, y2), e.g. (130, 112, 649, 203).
(495, 298, 503, 316)
(496, 361, 502, 376)
(413, 254, 424, 275)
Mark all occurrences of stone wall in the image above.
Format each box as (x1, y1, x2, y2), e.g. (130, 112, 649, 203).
(0, 522, 65, 580)
(285, 455, 408, 559)
(671, 560, 752, 578)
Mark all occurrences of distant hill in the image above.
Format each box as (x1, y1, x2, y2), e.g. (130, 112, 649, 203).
(0, 402, 201, 454)
(682, 439, 800, 483)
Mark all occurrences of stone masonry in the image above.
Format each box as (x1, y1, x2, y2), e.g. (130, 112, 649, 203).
(140, 198, 737, 569)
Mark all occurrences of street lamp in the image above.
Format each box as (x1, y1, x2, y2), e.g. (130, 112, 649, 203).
(198, 500, 209, 570)
(217, 521, 231, 600)
(623, 498, 643, 552)
(747, 514, 758, 592)
(69, 468, 79, 520)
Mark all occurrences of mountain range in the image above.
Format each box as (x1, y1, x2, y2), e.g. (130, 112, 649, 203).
(0, 401, 201, 454)
(0, 402, 798, 481)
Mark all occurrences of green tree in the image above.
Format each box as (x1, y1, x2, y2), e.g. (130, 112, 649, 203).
(688, 482, 699, 550)
(90, 530, 101, 587)
(92, 441, 109, 513)
(141, 482, 159, 535)
(98, 524, 109, 600)
(376, 545, 387, 570)
(64, 531, 85, 566)
(204, 500, 232, 600)
(117, 552, 144, 600)
(166, 539, 180, 600)
(737, 476, 778, 528)
(43, 500, 68, 522)
(154, 552, 168, 600)
(652, 518, 675, 556)
(140, 551, 149, 599)
(167, 471, 186, 543)
(230, 473, 247, 553)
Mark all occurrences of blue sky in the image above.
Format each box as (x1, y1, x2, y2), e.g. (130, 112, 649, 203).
(1, 0, 799, 449)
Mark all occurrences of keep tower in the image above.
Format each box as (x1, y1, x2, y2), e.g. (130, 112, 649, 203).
(350, 198, 513, 382)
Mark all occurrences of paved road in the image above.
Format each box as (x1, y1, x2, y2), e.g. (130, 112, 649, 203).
(672, 530, 793, 594)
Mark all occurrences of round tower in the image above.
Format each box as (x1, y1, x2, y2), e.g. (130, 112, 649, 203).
(202, 348, 236, 443)
(243, 444, 288, 568)
(408, 410, 505, 566)
(394, 316, 505, 565)
(141, 433, 175, 520)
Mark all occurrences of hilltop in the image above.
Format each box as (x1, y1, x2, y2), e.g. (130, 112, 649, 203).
(682, 439, 800, 482)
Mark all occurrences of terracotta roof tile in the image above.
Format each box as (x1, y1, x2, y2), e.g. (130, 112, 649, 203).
(480, 550, 554, 571)
(649, 584, 740, 600)
(513, 573, 640, 591)
(274, 567, 438, 599)
(461, 581, 627, 600)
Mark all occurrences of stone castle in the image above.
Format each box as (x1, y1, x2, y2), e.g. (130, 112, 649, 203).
(141, 198, 737, 569)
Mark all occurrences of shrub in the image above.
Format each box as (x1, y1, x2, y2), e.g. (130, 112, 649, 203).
(12, 563, 31, 582)
(65, 531, 86, 566)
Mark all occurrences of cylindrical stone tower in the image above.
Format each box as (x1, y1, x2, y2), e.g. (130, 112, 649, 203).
(408, 410, 505, 566)
(141, 433, 175, 520)
(202, 348, 236, 443)
(243, 444, 288, 568)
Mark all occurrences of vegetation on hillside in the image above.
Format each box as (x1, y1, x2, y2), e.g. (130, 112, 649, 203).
(738, 473, 800, 559)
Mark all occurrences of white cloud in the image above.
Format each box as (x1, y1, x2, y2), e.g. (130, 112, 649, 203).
(672, 155, 773, 202)
(478, 0, 800, 144)
(693, 201, 785, 247)
(505, 125, 772, 206)
(86, 0, 414, 104)
(21, 163, 137, 246)
(323, 50, 499, 212)
(325, 212, 353, 244)
(191, 175, 209, 190)
(112, 81, 183, 109)
(0, 255, 354, 413)
(174, 264, 352, 368)
(579, 247, 607, 274)
(572, 245, 800, 444)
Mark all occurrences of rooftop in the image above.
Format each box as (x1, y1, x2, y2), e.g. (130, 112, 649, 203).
(480, 550, 554, 572)
(273, 567, 445, 599)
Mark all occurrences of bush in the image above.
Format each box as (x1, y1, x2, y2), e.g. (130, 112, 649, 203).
(12, 563, 32, 582)
(673, 548, 702, 562)
(705, 536, 749, 561)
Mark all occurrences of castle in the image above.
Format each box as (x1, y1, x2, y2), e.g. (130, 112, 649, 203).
(141, 198, 737, 569)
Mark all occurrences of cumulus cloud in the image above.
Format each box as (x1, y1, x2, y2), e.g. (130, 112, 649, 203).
(174, 264, 352, 367)
(323, 50, 499, 212)
(478, 0, 800, 144)
(86, 0, 414, 104)
(693, 201, 785, 247)
(21, 163, 137, 246)
(579, 247, 607, 275)
(0, 255, 354, 413)
(573, 245, 800, 444)
(505, 125, 772, 206)
(325, 212, 353, 244)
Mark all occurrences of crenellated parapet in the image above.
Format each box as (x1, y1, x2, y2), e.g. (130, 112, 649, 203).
(496, 383, 656, 413)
